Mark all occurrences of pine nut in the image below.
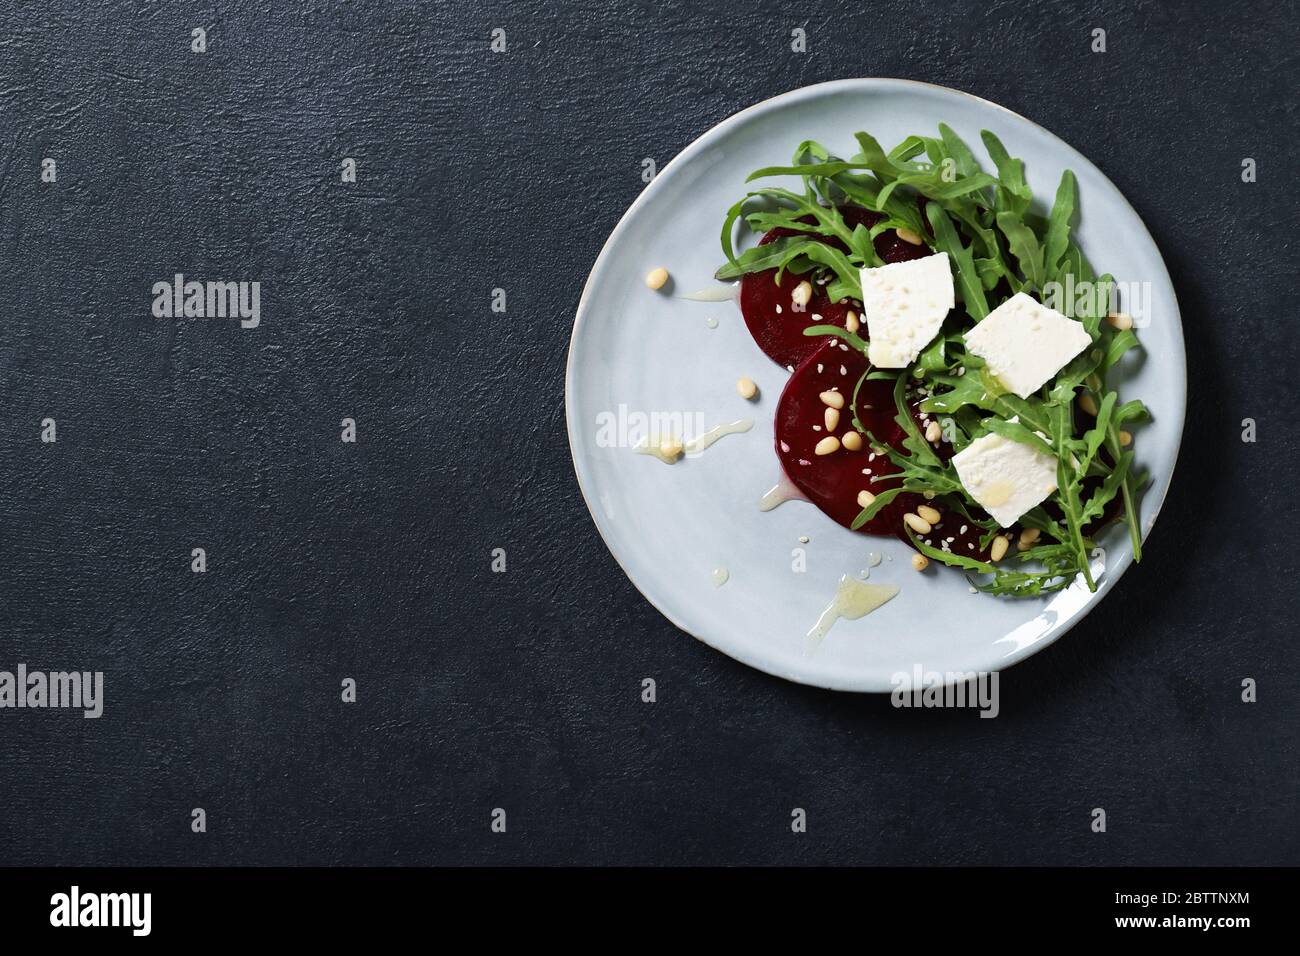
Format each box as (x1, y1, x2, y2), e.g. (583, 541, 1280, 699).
(896, 227, 925, 246)
(814, 436, 840, 456)
(857, 490, 875, 509)
(824, 407, 840, 431)
(791, 280, 813, 307)
(736, 377, 758, 400)
(644, 267, 669, 290)
(1119, 429, 1133, 446)
(924, 420, 942, 443)
(845, 310, 860, 333)
(911, 553, 929, 571)
(1018, 527, 1041, 547)
(1106, 312, 1134, 331)
(841, 431, 863, 451)
(989, 536, 1009, 562)
(659, 438, 683, 460)
(819, 390, 845, 409)
(1078, 392, 1099, 417)
(917, 504, 941, 525)
(903, 512, 932, 534)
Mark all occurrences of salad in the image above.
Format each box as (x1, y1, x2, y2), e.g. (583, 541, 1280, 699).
(717, 125, 1148, 597)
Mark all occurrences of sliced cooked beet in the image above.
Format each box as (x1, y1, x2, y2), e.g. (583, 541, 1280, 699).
(740, 269, 853, 370)
(739, 205, 932, 368)
(774, 339, 920, 535)
(776, 338, 1008, 562)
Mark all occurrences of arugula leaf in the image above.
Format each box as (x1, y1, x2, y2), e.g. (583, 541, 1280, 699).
(832, 172, 925, 239)
(983, 417, 1056, 458)
(1081, 451, 1131, 524)
(926, 203, 989, 320)
(1048, 401, 1097, 591)
(714, 236, 817, 279)
(1086, 371, 1144, 560)
(922, 362, 1055, 438)
(1102, 329, 1140, 373)
(871, 378, 966, 499)
(1079, 391, 1116, 475)
(975, 256, 1015, 291)
(995, 211, 1047, 291)
(878, 170, 998, 209)
(852, 131, 920, 179)
(1114, 399, 1149, 425)
(1018, 506, 1069, 545)
(1048, 349, 1102, 406)
(714, 236, 862, 301)
(893, 374, 941, 468)
(850, 487, 905, 530)
(720, 194, 751, 268)
(889, 135, 928, 163)
(938, 123, 982, 182)
(1043, 170, 1077, 282)
(802, 323, 869, 356)
(905, 529, 1077, 597)
(980, 130, 1031, 217)
(916, 333, 949, 372)
(791, 139, 830, 164)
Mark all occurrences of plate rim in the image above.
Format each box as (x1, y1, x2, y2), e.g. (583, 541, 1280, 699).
(564, 77, 1187, 692)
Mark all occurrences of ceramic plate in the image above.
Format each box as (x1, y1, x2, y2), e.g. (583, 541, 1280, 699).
(565, 79, 1185, 692)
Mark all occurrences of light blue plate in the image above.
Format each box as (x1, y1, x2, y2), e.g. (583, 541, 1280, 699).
(566, 79, 1185, 692)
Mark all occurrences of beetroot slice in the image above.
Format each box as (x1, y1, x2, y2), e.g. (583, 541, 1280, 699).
(776, 339, 1009, 562)
(774, 339, 920, 535)
(739, 205, 931, 369)
(740, 269, 853, 370)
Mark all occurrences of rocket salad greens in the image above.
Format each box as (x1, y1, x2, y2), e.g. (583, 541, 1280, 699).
(719, 125, 1149, 597)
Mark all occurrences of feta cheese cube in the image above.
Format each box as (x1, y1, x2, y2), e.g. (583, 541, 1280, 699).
(859, 252, 954, 368)
(951, 431, 1058, 528)
(962, 293, 1093, 399)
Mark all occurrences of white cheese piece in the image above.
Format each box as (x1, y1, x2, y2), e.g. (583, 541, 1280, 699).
(951, 432, 1058, 528)
(858, 252, 954, 368)
(962, 293, 1093, 399)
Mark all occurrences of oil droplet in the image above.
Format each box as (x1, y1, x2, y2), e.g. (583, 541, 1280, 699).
(759, 472, 809, 511)
(634, 420, 751, 464)
(681, 283, 740, 302)
(979, 479, 1015, 508)
(857, 554, 882, 579)
(805, 575, 900, 654)
(683, 419, 752, 454)
(705, 316, 719, 329)
(711, 567, 729, 587)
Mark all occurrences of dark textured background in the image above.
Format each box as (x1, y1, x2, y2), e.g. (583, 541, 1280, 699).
(0, 0, 1296, 866)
